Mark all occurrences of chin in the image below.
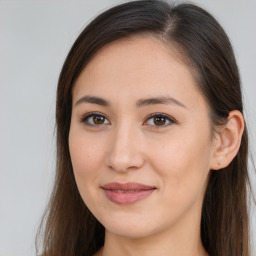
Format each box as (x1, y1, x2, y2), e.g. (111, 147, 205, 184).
(99, 213, 164, 239)
(106, 224, 156, 239)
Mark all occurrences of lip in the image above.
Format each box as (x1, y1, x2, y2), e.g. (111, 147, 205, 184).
(101, 182, 156, 205)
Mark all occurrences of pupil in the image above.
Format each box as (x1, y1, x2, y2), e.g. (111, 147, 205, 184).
(93, 115, 104, 124)
(154, 116, 166, 126)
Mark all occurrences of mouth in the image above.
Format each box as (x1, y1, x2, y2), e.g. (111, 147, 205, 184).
(101, 182, 156, 205)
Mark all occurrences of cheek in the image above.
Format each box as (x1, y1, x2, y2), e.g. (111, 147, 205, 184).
(68, 128, 104, 196)
(147, 136, 211, 225)
(147, 129, 212, 195)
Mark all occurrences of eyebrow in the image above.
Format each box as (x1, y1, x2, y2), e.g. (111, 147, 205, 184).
(75, 95, 187, 109)
(75, 96, 109, 107)
(136, 97, 186, 108)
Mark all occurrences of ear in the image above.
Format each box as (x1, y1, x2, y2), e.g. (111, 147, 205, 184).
(210, 110, 245, 170)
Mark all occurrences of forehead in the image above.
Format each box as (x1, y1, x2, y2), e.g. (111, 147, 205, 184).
(76, 35, 188, 84)
(72, 35, 207, 111)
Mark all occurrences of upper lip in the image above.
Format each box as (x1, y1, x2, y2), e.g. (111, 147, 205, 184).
(101, 182, 156, 191)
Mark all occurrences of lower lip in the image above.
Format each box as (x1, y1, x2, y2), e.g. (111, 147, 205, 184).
(103, 189, 155, 205)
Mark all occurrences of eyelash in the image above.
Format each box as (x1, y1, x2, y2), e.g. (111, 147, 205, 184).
(144, 113, 176, 129)
(80, 112, 176, 129)
(80, 112, 110, 127)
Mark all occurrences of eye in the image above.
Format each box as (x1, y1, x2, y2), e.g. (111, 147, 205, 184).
(80, 112, 110, 127)
(144, 113, 176, 128)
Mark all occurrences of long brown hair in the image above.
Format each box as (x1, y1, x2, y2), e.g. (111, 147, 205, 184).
(36, 1, 254, 255)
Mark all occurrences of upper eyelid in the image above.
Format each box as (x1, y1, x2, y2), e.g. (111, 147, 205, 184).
(145, 112, 175, 121)
(81, 111, 109, 119)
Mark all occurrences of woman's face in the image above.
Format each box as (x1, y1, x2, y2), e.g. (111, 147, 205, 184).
(69, 36, 217, 239)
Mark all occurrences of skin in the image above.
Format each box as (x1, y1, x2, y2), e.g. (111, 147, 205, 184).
(69, 36, 244, 256)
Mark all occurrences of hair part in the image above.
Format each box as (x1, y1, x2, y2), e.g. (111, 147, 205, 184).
(36, 1, 253, 255)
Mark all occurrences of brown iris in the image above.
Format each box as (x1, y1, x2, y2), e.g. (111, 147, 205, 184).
(93, 115, 105, 124)
(154, 116, 166, 126)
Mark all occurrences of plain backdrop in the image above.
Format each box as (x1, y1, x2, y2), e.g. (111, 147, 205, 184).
(0, 0, 255, 255)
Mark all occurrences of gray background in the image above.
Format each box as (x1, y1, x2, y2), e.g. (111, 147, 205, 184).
(0, 0, 255, 255)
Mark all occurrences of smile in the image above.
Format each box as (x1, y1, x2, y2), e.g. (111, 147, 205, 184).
(101, 182, 156, 205)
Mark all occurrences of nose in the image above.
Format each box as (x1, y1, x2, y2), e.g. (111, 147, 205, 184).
(106, 124, 144, 173)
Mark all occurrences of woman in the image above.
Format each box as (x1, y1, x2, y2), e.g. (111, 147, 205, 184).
(36, 1, 255, 255)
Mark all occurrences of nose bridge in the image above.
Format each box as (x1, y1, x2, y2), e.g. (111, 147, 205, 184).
(107, 120, 144, 172)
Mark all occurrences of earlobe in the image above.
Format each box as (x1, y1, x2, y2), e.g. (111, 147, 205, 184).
(211, 110, 244, 170)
